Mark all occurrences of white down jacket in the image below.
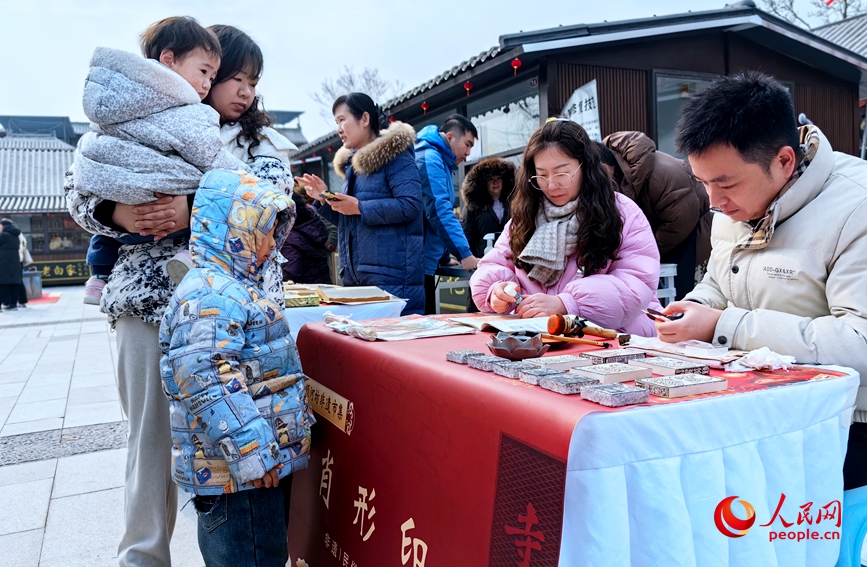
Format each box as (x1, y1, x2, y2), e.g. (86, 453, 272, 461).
(686, 127, 867, 422)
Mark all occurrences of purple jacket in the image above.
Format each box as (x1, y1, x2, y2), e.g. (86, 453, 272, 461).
(470, 193, 662, 336)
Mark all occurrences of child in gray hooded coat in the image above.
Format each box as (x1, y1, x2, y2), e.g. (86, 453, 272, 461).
(72, 17, 247, 305)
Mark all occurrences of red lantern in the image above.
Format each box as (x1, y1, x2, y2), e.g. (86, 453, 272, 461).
(312, 152, 318, 158)
(326, 145, 333, 153)
(511, 57, 522, 76)
(388, 116, 396, 123)
(301, 158, 306, 165)
(464, 81, 473, 97)
(421, 101, 429, 115)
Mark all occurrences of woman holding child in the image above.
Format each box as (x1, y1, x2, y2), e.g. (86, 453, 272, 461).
(66, 17, 306, 567)
(297, 93, 425, 314)
(470, 119, 662, 336)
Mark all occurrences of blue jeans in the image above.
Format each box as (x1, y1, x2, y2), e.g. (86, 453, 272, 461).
(193, 481, 291, 567)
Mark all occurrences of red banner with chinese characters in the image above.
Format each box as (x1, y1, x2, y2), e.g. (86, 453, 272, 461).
(287, 324, 844, 566)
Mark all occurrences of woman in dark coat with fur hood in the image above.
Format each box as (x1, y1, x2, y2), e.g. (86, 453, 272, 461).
(296, 92, 424, 314)
(461, 157, 517, 258)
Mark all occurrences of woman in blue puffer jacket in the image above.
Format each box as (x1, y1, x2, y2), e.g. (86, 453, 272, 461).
(296, 92, 424, 314)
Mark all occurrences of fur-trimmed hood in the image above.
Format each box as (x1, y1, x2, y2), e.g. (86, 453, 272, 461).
(462, 157, 517, 211)
(333, 122, 416, 178)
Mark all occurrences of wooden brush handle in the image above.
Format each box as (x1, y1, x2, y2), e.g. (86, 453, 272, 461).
(542, 333, 610, 348)
(582, 325, 617, 339)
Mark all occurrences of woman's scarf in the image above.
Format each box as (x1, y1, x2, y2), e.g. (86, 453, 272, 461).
(518, 197, 580, 286)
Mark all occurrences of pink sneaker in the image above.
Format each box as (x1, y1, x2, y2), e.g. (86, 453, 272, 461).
(83, 276, 106, 305)
(166, 250, 193, 285)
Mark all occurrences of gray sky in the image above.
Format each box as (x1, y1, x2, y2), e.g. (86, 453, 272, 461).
(0, 0, 789, 141)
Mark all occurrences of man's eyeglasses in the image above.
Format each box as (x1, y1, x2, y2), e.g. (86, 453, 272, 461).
(529, 165, 582, 190)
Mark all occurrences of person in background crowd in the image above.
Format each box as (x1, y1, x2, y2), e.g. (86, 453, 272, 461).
(461, 156, 516, 258)
(654, 71, 867, 491)
(470, 119, 662, 336)
(281, 191, 332, 284)
(599, 132, 711, 297)
(0, 219, 24, 311)
(415, 114, 480, 314)
(297, 92, 424, 314)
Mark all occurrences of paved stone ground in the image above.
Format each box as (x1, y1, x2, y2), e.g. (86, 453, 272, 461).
(0, 286, 204, 567)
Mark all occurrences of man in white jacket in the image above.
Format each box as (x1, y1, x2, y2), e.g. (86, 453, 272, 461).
(655, 71, 867, 490)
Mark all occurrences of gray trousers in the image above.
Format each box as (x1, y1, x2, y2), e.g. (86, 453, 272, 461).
(115, 316, 177, 567)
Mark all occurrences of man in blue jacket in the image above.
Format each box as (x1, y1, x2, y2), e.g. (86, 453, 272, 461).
(415, 114, 479, 314)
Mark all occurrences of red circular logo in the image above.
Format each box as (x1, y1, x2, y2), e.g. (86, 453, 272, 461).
(714, 496, 756, 538)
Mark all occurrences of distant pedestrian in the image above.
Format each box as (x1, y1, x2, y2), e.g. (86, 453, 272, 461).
(0, 219, 24, 311)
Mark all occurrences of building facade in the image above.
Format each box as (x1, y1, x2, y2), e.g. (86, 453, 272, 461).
(292, 5, 867, 187)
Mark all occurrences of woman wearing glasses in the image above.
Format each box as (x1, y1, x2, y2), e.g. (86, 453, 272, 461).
(469, 119, 662, 336)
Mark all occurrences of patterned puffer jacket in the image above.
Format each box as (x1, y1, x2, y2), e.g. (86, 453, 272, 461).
(159, 168, 313, 495)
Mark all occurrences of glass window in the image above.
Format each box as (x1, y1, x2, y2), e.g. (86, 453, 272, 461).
(468, 80, 540, 160)
(45, 213, 89, 252)
(655, 75, 714, 157)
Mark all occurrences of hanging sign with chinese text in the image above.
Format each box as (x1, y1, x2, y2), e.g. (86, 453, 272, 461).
(561, 79, 601, 142)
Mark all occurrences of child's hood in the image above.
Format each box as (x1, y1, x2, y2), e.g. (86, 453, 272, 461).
(82, 47, 213, 125)
(190, 169, 296, 286)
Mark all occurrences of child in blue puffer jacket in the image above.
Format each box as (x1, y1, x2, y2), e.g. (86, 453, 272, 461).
(159, 168, 314, 566)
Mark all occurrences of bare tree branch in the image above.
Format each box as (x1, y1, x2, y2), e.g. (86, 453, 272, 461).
(761, 0, 815, 28)
(309, 66, 405, 125)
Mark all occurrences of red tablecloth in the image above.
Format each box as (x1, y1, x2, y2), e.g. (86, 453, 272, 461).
(287, 324, 845, 566)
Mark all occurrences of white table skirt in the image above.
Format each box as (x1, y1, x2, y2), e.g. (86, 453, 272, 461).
(283, 300, 407, 341)
(561, 367, 860, 566)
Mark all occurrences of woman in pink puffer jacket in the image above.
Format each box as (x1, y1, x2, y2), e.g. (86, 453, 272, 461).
(469, 120, 661, 337)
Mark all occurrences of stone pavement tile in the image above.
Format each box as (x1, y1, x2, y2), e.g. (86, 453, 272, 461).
(0, 396, 16, 430)
(40, 487, 123, 567)
(0, 458, 56, 488)
(0, 528, 43, 567)
(16, 383, 70, 404)
(0, 417, 64, 438)
(6, 399, 67, 425)
(80, 322, 110, 335)
(70, 372, 116, 388)
(53, 448, 125, 498)
(63, 401, 122, 429)
(0, 381, 25, 399)
(0, 478, 52, 535)
(0, 371, 29, 385)
(28, 372, 72, 386)
(67, 385, 118, 406)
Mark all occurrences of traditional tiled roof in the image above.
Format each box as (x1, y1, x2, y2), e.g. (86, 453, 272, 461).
(384, 46, 504, 108)
(0, 194, 67, 213)
(71, 122, 91, 136)
(0, 135, 74, 197)
(813, 14, 867, 58)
